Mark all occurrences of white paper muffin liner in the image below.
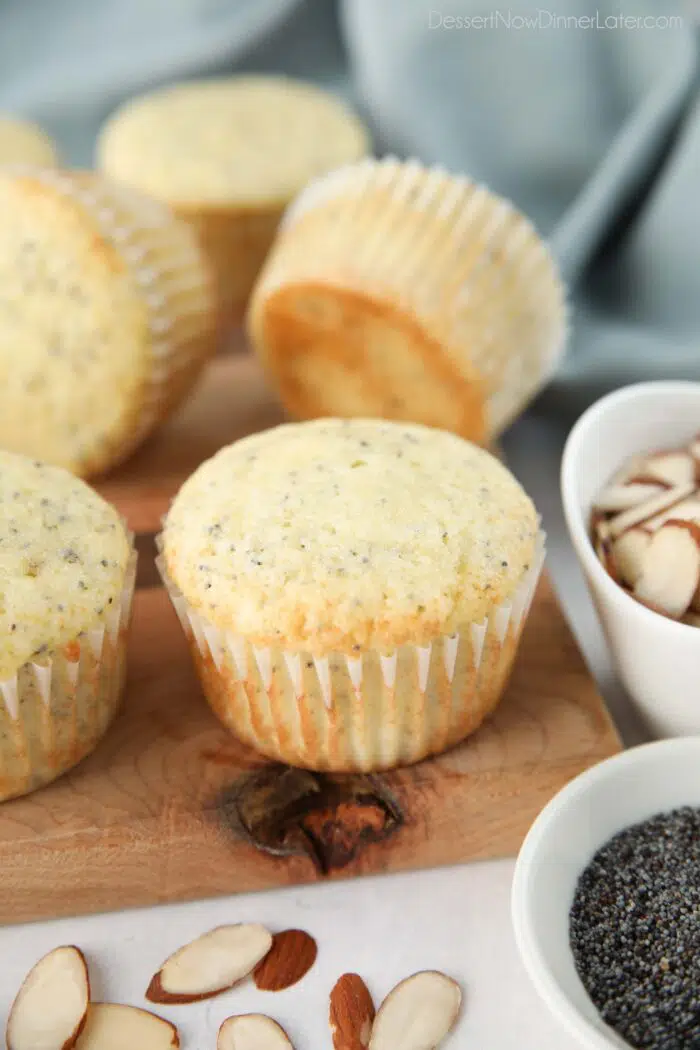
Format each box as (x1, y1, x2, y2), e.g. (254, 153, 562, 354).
(0, 535, 137, 801)
(7, 166, 217, 475)
(251, 156, 568, 440)
(156, 530, 546, 772)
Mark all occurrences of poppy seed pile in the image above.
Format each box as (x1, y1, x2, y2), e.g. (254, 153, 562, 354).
(570, 807, 700, 1049)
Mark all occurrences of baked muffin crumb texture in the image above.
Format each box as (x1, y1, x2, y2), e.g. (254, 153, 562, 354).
(0, 451, 131, 680)
(163, 418, 538, 655)
(97, 76, 370, 209)
(0, 168, 216, 476)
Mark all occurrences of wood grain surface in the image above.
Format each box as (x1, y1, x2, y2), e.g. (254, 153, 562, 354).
(0, 355, 621, 925)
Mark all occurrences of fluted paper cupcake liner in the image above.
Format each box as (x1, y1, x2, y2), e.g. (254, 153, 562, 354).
(157, 531, 546, 772)
(250, 156, 567, 441)
(0, 537, 137, 801)
(11, 167, 217, 476)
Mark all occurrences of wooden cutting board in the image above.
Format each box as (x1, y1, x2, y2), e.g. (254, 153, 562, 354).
(0, 356, 621, 925)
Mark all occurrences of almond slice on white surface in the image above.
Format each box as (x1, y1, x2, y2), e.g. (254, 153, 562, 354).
(252, 929, 318, 991)
(592, 481, 667, 514)
(608, 483, 696, 538)
(643, 451, 696, 487)
(217, 1013, 294, 1050)
(368, 971, 462, 1050)
(330, 973, 375, 1050)
(611, 528, 652, 587)
(75, 1004, 178, 1049)
(634, 520, 700, 619)
(146, 923, 273, 1004)
(6, 945, 90, 1050)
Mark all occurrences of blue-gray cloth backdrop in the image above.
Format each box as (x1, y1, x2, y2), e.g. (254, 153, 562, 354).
(1, 0, 698, 422)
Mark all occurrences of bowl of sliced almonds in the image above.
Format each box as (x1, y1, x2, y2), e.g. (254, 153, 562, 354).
(562, 381, 700, 738)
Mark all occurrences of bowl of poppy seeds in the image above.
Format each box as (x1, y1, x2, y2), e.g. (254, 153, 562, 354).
(512, 738, 700, 1050)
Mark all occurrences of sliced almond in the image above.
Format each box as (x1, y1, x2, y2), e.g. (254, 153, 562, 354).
(7, 945, 90, 1050)
(643, 451, 696, 487)
(368, 971, 462, 1050)
(75, 1004, 178, 1049)
(611, 528, 651, 587)
(146, 923, 273, 1004)
(217, 1014, 294, 1050)
(330, 973, 375, 1050)
(253, 930, 317, 992)
(593, 481, 666, 514)
(625, 473, 673, 488)
(645, 497, 700, 532)
(608, 483, 696, 538)
(634, 520, 700, 619)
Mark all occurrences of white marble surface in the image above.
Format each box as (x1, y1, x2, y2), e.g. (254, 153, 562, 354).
(0, 414, 642, 1049)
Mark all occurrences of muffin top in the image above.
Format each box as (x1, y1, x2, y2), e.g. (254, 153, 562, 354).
(97, 76, 369, 209)
(0, 115, 58, 166)
(0, 169, 191, 476)
(0, 452, 131, 680)
(163, 419, 539, 655)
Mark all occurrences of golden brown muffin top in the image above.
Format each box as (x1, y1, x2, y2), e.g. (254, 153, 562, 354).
(163, 418, 539, 655)
(97, 75, 369, 209)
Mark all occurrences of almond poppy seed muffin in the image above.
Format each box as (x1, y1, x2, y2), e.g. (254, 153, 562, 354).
(248, 156, 567, 444)
(0, 115, 58, 166)
(97, 75, 370, 325)
(0, 451, 136, 801)
(161, 418, 544, 771)
(0, 167, 217, 478)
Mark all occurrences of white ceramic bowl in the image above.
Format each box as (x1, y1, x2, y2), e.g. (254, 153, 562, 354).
(512, 736, 700, 1050)
(561, 381, 700, 738)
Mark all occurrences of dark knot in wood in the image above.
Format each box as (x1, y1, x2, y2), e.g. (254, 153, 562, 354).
(218, 765, 404, 874)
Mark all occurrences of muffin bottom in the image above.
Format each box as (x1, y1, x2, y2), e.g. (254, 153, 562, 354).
(162, 533, 545, 773)
(189, 629, 518, 772)
(0, 547, 136, 802)
(251, 282, 488, 444)
(0, 632, 128, 802)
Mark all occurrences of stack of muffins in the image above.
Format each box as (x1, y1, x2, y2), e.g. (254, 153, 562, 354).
(0, 76, 566, 798)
